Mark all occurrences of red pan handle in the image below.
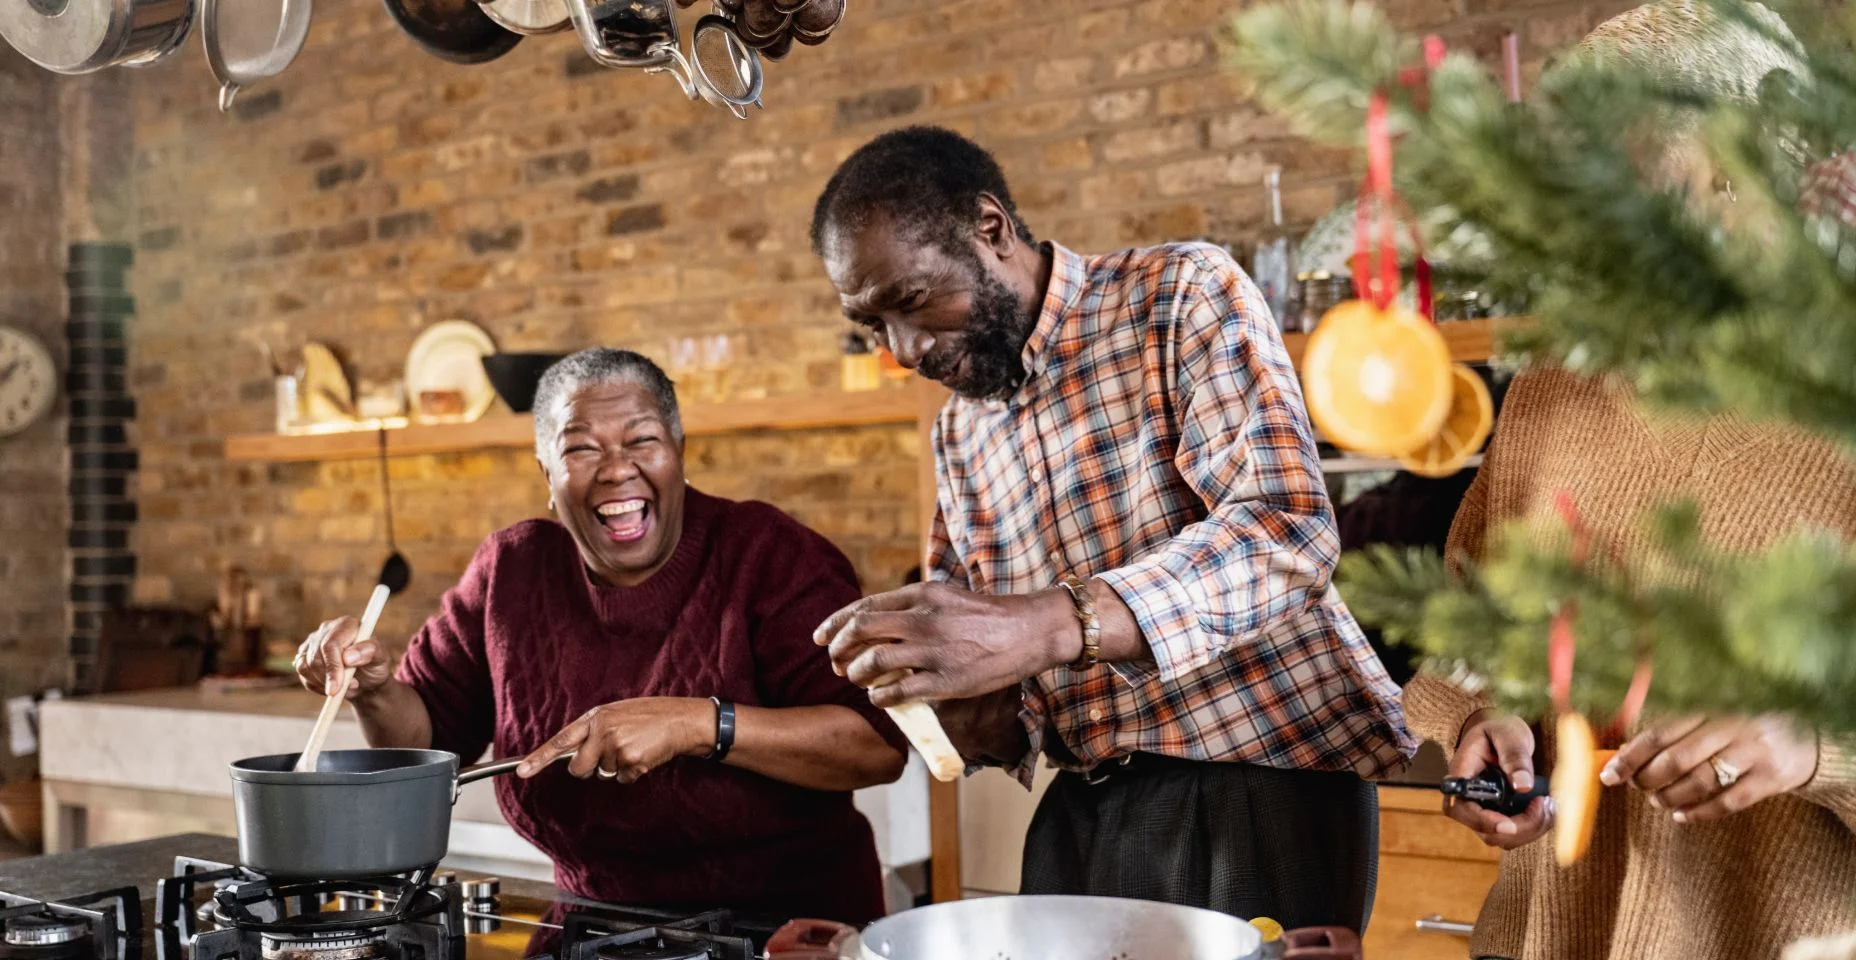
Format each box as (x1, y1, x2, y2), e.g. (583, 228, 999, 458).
(764, 919, 857, 959)
(1281, 926, 1363, 960)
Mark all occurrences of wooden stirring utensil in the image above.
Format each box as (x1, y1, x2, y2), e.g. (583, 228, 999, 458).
(295, 584, 391, 773)
(869, 669, 964, 782)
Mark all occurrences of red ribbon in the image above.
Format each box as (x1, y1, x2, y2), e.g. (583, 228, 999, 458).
(1547, 491, 1653, 737)
(1350, 38, 1444, 321)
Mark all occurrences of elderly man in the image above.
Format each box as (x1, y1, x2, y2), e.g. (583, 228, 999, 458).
(809, 126, 1414, 930)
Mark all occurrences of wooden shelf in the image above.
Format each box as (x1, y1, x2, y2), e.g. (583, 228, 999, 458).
(1281, 315, 1517, 369)
(224, 318, 1524, 464)
(224, 380, 947, 463)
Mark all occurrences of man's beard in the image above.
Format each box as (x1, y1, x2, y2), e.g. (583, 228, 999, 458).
(918, 267, 1036, 402)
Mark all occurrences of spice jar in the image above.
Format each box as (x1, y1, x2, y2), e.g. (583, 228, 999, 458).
(1294, 271, 1353, 332)
(840, 332, 881, 393)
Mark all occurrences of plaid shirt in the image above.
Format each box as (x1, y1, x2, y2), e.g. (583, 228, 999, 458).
(928, 242, 1415, 787)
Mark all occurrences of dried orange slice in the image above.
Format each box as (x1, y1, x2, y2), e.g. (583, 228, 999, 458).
(1398, 364, 1494, 477)
(1300, 300, 1454, 457)
(1552, 712, 1618, 867)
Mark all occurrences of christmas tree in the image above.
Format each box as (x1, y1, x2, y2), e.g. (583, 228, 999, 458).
(1228, 0, 1856, 730)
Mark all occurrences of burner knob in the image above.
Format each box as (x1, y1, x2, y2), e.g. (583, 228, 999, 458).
(5, 917, 88, 947)
(461, 879, 499, 901)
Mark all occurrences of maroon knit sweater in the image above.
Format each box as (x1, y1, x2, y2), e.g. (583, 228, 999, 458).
(395, 488, 907, 924)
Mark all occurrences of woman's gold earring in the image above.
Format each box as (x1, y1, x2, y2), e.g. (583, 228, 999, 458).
(548, 496, 556, 512)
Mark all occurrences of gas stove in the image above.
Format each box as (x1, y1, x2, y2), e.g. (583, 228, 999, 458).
(0, 887, 139, 960)
(8, 854, 783, 960)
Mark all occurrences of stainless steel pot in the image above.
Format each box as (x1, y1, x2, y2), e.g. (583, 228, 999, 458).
(229, 748, 532, 879)
(765, 897, 1362, 960)
(0, 0, 192, 74)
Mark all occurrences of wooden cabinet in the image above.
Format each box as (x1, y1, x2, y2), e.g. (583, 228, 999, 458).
(1364, 786, 1501, 959)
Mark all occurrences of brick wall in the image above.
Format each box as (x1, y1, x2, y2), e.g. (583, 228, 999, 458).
(114, 0, 1619, 654)
(0, 47, 68, 770)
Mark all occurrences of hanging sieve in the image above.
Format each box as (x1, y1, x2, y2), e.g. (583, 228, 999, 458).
(688, 13, 761, 114)
(203, 0, 311, 111)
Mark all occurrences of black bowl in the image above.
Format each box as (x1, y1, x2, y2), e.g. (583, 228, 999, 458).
(482, 353, 565, 414)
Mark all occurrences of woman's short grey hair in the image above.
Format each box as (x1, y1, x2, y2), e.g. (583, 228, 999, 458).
(532, 348, 683, 461)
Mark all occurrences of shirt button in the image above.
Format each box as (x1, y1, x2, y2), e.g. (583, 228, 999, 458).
(1089, 708, 1103, 722)
(1030, 464, 1044, 482)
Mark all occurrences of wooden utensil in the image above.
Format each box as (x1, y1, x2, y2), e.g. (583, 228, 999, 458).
(871, 670, 963, 782)
(295, 585, 391, 773)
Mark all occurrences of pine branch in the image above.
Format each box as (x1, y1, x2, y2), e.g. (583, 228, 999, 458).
(1227, 0, 1856, 452)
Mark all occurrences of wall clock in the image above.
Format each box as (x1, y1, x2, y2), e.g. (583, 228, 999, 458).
(0, 325, 57, 438)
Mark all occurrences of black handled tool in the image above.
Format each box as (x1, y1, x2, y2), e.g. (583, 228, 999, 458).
(1439, 765, 1549, 816)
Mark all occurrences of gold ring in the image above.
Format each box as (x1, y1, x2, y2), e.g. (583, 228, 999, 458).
(1709, 755, 1743, 789)
(595, 766, 619, 780)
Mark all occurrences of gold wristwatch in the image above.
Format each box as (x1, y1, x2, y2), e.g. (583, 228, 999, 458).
(1057, 574, 1101, 669)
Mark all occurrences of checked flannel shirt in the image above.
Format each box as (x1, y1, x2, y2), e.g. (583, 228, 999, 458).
(927, 242, 1416, 787)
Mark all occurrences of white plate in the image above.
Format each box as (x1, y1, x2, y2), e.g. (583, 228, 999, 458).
(405, 320, 498, 423)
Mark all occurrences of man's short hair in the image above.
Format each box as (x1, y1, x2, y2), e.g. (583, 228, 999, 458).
(809, 125, 1035, 260)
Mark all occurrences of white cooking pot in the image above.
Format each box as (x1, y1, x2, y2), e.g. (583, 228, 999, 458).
(764, 896, 1361, 960)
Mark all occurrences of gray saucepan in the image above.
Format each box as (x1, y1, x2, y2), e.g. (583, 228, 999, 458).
(228, 748, 545, 878)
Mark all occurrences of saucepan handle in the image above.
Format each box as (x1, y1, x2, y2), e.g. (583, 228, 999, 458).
(1280, 926, 1362, 960)
(763, 919, 857, 959)
(453, 754, 569, 800)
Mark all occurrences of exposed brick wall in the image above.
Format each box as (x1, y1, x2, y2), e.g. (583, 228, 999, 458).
(113, 0, 1620, 656)
(0, 47, 68, 772)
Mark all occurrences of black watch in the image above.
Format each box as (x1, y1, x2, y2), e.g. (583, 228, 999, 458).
(708, 697, 735, 762)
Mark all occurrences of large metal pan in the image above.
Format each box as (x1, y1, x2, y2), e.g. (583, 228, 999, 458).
(765, 896, 1361, 960)
(228, 748, 537, 878)
(0, 0, 191, 73)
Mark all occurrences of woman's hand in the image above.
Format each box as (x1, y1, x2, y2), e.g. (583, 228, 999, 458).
(515, 698, 713, 783)
(1446, 708, 1555, 849)
(1602, 715, 1819, 824)
(294, 616, 394, 699)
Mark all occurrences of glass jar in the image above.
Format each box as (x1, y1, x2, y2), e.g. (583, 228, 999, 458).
(840, 332, 881, 393)
(1295, 271, 1353, 332)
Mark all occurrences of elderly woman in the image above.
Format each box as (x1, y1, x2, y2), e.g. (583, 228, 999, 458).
(293, 347, 908, 924)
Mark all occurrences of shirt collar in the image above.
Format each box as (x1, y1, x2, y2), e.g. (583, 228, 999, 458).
(1019, 241, 1088, 389)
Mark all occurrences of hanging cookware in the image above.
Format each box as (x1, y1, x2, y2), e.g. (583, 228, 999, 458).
(202, 0, 310, 110)
(766, 897, 1362, 960)
(229, 748, 563, 878)
(0, 0, 192, 74)
(790, 0, 840, 45)
(382, 0, 520, 64)
(687, 13, 760, 115)
(374, 430, 412, 595)
(475, 0, 566, 37)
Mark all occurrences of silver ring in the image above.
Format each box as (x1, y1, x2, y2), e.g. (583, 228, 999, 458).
(595, 766, 619, 780)
(1709, 755, 1743, 789)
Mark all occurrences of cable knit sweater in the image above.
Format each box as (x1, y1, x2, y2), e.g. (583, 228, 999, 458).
(1401, 368, 1856, 960)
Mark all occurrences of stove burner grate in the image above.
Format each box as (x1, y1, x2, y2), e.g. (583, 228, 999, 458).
(0, 887, 140, 960)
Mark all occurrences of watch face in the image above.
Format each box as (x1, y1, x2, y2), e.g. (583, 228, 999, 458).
(0, 326, 57, 437)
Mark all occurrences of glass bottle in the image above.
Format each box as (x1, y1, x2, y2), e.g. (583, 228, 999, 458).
(1251, 166, 1298, 331)
(841, 332, 881, 393)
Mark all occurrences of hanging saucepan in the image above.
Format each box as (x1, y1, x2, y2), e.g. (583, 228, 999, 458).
(202, 0, 311, 112)
(383, 0, 520, 64)
(228, 748, 565, 878)
(0, 0, 192, 74)
(766, 897, 1363, 960)
(560, 0, 760, 117)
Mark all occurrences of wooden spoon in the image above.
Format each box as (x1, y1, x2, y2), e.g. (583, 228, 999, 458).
(870, 670, 963, 782)
(295, 584, 391, 773)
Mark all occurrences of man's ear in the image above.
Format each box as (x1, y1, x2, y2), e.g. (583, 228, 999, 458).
(974, 193, 1020, 259)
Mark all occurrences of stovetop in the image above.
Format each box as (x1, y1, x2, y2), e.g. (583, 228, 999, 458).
(1, 853, 783, 960)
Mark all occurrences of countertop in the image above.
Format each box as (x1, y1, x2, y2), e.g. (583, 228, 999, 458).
(0, 833, 561, 903)
(53, 685, 331, 718)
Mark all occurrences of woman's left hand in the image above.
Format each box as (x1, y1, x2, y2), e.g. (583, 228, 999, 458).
(515, 698, 713, 783)
(1601, 714, 1820, 824)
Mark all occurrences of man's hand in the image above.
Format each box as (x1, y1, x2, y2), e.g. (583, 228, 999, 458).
(813, 583, 1078, 707)
(1446, 708, 1554, 850)
(515, 698, 713, 783)
(933, 688, 1032, 767)
(1603, 714, 1818, 824)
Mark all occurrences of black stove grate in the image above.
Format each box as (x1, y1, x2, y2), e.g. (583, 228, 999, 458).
(0, 886, 141, 960)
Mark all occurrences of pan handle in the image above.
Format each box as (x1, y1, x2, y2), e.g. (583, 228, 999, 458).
(1279, 926, 1362, 960)
(452, 754, 569, 799)
(763, 919, 856, 959)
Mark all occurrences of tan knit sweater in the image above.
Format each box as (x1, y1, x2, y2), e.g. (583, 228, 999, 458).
(1401, 368, 1856, 960)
